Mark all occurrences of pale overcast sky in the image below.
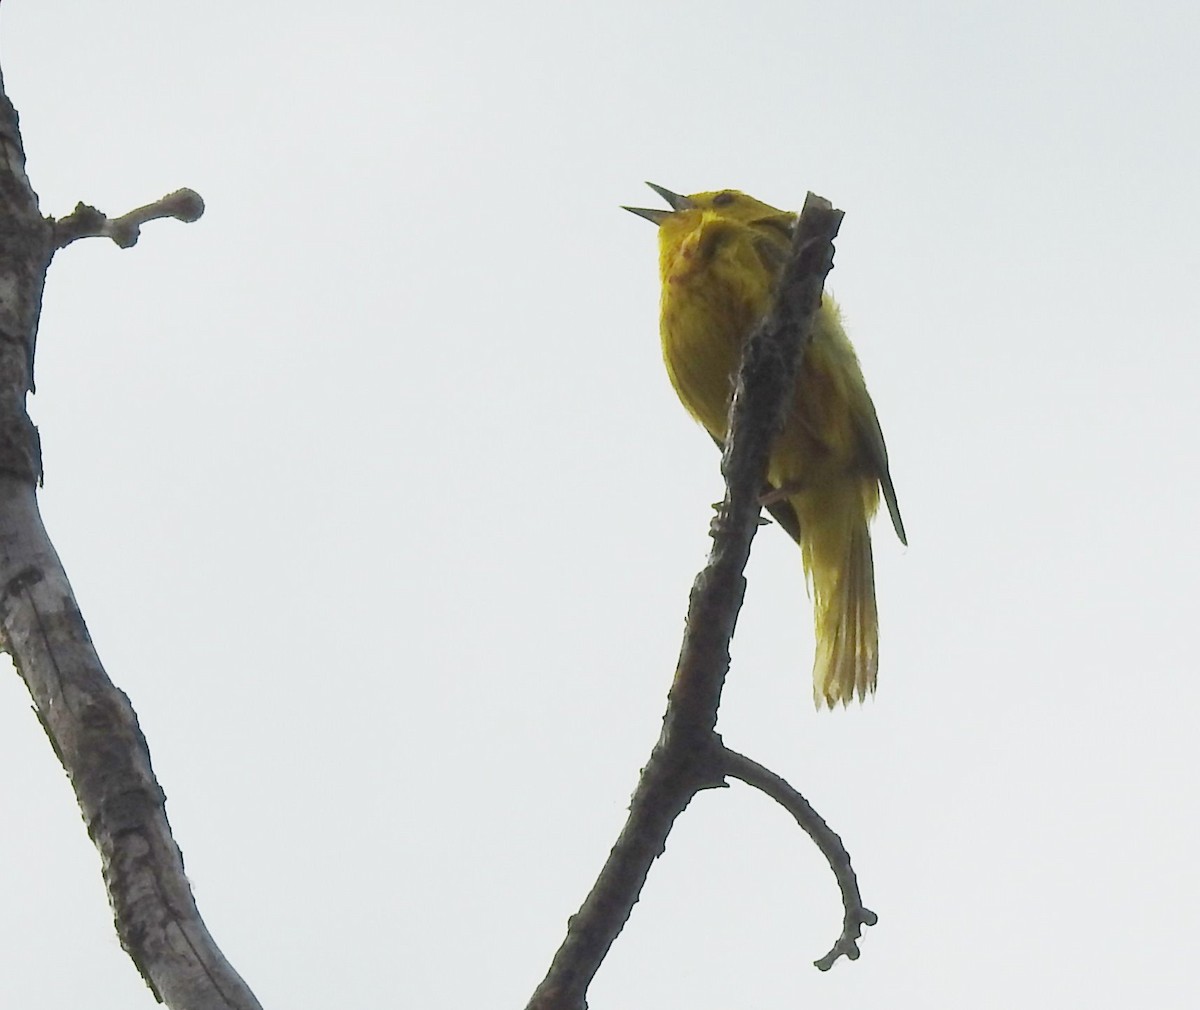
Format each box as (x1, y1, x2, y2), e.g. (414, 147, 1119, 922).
(1, 2, 1198, 1007)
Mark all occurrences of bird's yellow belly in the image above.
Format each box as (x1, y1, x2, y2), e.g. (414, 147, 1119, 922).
(662, 284, 864, 494)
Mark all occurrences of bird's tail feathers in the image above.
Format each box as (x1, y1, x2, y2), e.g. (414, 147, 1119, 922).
(798, 487, 879, 708)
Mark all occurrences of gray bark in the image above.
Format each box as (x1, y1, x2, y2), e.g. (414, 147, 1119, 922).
(0, 56, 263, 1010)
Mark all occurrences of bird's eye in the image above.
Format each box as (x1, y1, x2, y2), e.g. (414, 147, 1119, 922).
(711, 191, 736, 207)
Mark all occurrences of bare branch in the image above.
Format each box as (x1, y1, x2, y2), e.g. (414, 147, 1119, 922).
(721, 748, 878, 970)
(525, 194, 847, 1010)
(0, 483, 264, 1010)
(0, 56, 259, 1010)
(53, 188, 205, 250)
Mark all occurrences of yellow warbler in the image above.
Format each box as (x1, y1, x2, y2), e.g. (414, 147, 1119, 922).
(624, 184, 905, 707)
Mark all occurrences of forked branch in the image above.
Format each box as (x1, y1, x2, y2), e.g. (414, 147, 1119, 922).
(525, 194, 871, 1010)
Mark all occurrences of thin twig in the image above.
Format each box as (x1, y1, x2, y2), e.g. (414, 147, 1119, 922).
(525, 194, 847, 1010)
(722, 747, 878, 969)
(53, 188, 205, 249)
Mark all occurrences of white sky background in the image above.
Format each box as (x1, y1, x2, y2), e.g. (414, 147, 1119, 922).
(1, 1, 1197, 1006)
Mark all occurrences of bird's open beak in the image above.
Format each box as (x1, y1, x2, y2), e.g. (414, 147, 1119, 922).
(622, 181, 695, 224)
(622, 205, 672, 224)
(645, 183, 693, 210)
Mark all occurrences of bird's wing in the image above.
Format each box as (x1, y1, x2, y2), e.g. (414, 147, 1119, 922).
(855, 401, 907, 545)
(764, 494, 805, 545)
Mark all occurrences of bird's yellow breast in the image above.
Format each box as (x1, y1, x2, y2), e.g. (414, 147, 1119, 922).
(657, 207, 871, 496)
(658, 212, 770, 440)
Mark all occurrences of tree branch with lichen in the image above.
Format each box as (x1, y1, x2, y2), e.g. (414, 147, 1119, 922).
(524, 194, 874, 1010)
(0, 57, 259, 1010)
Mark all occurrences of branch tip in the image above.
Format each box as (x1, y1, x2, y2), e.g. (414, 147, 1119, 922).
(722, 748, 875, 971)
(52, 187, 205, 250)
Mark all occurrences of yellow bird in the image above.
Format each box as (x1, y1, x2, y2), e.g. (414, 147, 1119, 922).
(625, 184, 905, 707)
